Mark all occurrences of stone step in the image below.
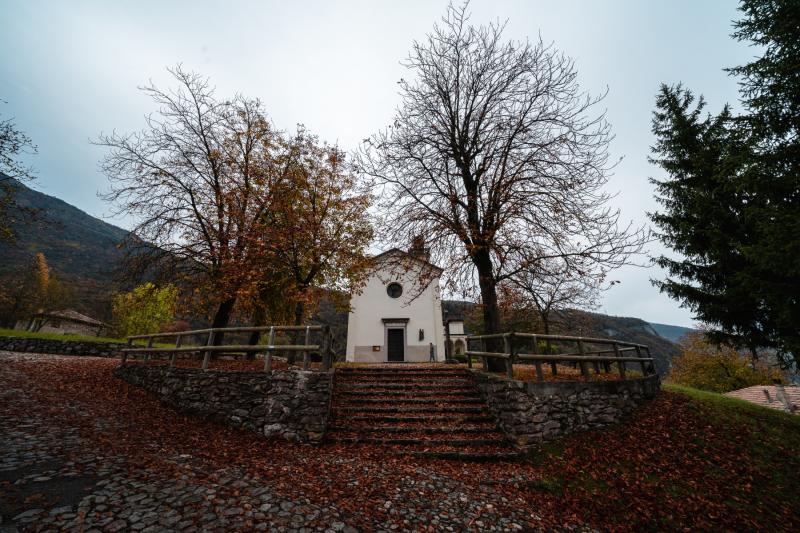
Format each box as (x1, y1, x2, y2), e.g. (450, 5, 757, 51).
(336, 397, 484, 406)
(337, 367, 468, 373)
(334, 405, 485, 414)
(336, 372, 470, 379)
(325, 436, 506, 447)
(336, 378, 474, 387)
(336, 387, 480, 398)
(340, 420, 498, 434)
(328, 366, 516, 461)
(336, 383, 476, 391)
(326, 425, 498, 434)
(343, 415, 496, 424)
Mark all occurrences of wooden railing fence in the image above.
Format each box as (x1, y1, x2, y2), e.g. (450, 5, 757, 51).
(120, 325, 334, 372)
(465, 332, 656, 381)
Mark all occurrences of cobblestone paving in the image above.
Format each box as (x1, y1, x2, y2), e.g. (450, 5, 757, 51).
(0, 353, 549, 532)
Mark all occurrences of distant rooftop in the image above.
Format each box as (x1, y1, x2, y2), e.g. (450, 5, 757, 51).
(33, 309, 105, 327)
(726, 385, 799, 414)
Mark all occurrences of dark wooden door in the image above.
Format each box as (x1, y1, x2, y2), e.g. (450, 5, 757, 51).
(387, 329, 404, 362)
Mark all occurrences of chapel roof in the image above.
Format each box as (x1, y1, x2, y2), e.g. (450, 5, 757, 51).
(371, 248, 444, 274)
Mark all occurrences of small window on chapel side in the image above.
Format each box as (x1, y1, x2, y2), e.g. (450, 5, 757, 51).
(386, 282, 403, 298)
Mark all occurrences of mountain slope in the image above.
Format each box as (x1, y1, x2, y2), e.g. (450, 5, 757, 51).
(0, 177, 130, 320)
(648, 321, 696, 343)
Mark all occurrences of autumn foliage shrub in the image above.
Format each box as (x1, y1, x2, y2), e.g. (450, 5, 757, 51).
(667, 332, 782, 393)
(112, 283, 178, 337)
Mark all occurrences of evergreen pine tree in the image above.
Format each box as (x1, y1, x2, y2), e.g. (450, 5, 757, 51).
(650, 0, 799, 367)
(729, 0, 800, 361)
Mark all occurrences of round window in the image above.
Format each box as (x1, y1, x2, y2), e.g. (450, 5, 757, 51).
(386, 282, 403, 298)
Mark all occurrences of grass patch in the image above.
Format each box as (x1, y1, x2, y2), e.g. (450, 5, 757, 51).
(665, 383, 800, 495)
(664, 383, 800, 431)
(0, 327, 128, 344)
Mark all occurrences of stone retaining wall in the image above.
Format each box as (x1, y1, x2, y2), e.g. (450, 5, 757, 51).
(472, 371, 660, 448)
(0, 335, 128, 358)
(115, 364, 333, 443)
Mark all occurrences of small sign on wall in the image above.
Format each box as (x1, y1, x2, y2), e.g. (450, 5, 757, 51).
(372, 346, 381, 352)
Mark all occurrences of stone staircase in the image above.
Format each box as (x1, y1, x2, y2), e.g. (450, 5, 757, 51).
(326, 366, 518, 461)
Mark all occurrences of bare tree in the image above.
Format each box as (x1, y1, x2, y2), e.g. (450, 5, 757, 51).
(505, 256, 605, 335)
(96, 67, 283, 332)
(358, 3, 645, 368)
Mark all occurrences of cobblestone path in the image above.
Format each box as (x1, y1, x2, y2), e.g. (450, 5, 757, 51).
(0, 353, 546, 532)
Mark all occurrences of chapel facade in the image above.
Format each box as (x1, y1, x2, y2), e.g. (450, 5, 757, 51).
(345, 247, 446, 363)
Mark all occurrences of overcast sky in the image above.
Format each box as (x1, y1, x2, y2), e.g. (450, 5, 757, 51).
(1, 0, 754, 327)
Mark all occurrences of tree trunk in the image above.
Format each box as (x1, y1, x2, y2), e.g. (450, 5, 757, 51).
(246, 304, 267, 360)
(210, 297, 236, 347)
(294, 299, 305, 326)
(473, 249, 505, 372)
(542, 314, 552, 355)
(286, 299, 306, 364)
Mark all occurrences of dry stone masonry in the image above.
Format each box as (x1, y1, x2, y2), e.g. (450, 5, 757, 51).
(115, 364, 333, 443)
(0, 335, 127, 358)
(112, 360, 659, 453)
(472, 371, 660, 449)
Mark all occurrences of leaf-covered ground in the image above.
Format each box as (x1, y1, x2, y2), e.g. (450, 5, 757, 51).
(2, 353, 798, 531)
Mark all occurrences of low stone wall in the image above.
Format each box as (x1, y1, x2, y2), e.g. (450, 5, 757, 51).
(472, 371, 660, 448)
(0, 335, 127, 358)
(114, 364, 333, 443)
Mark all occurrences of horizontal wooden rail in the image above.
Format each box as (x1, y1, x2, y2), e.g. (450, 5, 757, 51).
(465, 331, 656, 381)
(465, 351, 510, 359)
(126, 325, 324, 340)
(123, 344, 321, 354)
(515, 354, 653, 363)
(465, 333, 508, 341)
(510, 332, 648, 349)
(120, 324, 334, 372)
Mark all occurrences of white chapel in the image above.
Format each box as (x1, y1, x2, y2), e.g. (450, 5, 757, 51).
(345, 247, 446, 363)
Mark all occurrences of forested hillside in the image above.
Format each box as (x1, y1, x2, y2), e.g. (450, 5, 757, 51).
(0, 177, 130, 321)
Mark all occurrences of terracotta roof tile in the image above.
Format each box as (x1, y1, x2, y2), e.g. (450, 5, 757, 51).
(725, 385, 800, 414)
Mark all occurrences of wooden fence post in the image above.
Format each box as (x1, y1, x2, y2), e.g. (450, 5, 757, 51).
(320, 325, 332, 371)
(171, 334, 181, 367)
(529, 335, 543, 380)
(635, 346, 647, 375)
(614, 343, 626, 378)
(503, 333, 516, 379)
(544, 338, 558, 376)
(644, 346, 657, 375)
(302, 326, 311, 370)
(481, 338, 488, 372)
(543, 337, 557, 375)
(531, 335, 544, 381)
(577, 339, 589, 378)
(592, 344, 601, 374)
(264, 326, 275, 373)
(122, 337, 131, 365)
(145, 336, 153, 363)
(202, 330, 214, 371)
(466, 338, 473, 369)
